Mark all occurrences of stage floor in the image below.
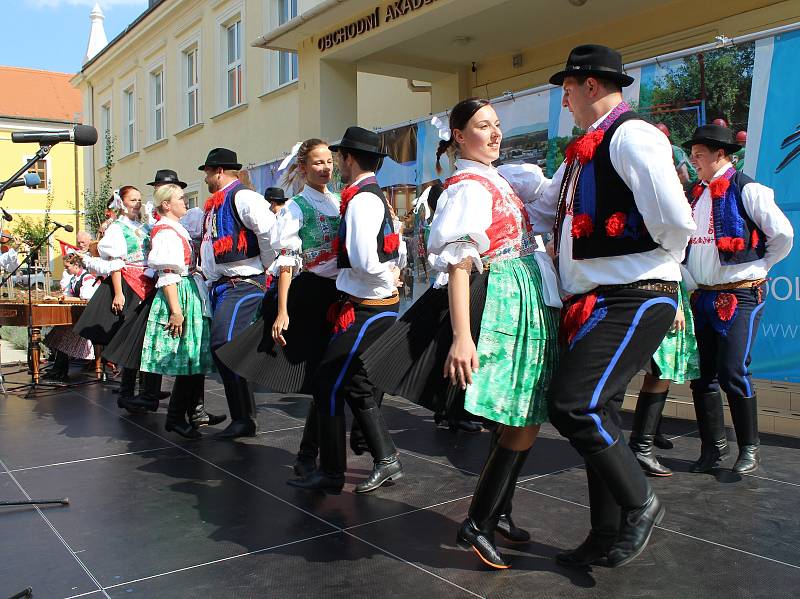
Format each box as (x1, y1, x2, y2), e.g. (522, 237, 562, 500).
(1, 371, 799, 598)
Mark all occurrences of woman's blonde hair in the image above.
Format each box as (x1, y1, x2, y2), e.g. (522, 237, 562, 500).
(154, 184, 182, 215)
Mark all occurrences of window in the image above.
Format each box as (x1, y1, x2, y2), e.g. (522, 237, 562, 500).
(225, 20, 243, 108)
(123, 87, 136, 154)
(27, 159, 47, 190)
(100, 102, 111, 157)
(150, 69, 165, 142)
(278, 0, 298, 85)
(185, 191, 198, 209)
(184, 47, 199, 127)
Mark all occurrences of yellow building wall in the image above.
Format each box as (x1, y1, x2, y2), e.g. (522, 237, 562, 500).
(0, 119, 84, 280)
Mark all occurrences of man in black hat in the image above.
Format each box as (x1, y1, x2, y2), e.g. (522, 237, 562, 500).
(199, 147, 277, 438)
(148, 169, 188, 189)
(288, 126, 404, 494)
(510, 44, 696, 567)
(683, 124, 793, 475)
(264, 186, 287, 214)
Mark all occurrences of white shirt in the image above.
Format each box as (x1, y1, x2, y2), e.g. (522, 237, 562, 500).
(82, 215, 148, 276)
(520, 109, 696, 295)
(148, 218, 191, 288)
(271, 184, 340, 279)
(62, 269, 98, 301)
(200, 179, 277, 283)
(0, 248, 17, 272)
(336, 173, 397, 299)
(686, 163, 793, 285)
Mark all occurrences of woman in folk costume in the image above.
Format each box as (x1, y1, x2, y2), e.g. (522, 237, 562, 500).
(361, 98, 561, 569)
(217, 139, 342, 475)
(42, 253, 99, 383)
(629, 267, 700, 476)
(75, 186, 155, 409)
(136, 184, 214, 438)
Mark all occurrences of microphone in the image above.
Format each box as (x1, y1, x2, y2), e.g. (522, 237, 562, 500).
(0, 173, 41, 189)
(11, 125, 98, 147)
(52, 221, 74, 233)
(1, 208, 12, 222)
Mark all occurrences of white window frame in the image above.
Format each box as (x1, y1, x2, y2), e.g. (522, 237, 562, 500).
(217, 3, 246, 112)
(23, 154, 50, 194)
(184, 45, 200, 128)
(264, 0, 298, 93)
(99, 101, 111, 158)
(122, 83, 137, 155)
(148, 62, 166, 144)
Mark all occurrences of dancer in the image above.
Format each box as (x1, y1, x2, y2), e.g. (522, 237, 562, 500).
(139, 184, 214, 438)
(361, 98, 561, 569)
(75, 186, 154, 412)
(287, 126, 403, 494)
(519, 45, 696, 568)
(684, 124, 793, 474)
(199, 148, 277, 439)
(217, 139, 341, 476)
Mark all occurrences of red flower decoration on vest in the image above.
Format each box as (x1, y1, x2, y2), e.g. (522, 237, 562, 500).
(691, 184, 704, 200)
(339, 184, 359, 216)
(327, 300, 355, 334)
(383, 232, 400, 253)
(714, 293, 738, 322)
(565, 130, 605, 165)
(204, 190, 226, 212)
(750, 229, 760, 249)
(571, 213, 594, 238)
(708, 176, 730, 199)
(605, 212, 627, 238)
(717, 237, 746, 253)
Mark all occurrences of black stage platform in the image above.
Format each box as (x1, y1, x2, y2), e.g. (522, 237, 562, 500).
(1, 373, 799, 598)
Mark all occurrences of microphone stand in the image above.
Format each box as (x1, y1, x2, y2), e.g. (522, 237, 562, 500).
(0, 145, 53, 196)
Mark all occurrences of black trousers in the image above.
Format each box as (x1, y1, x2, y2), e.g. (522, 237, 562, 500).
(548, 288, 678, 456)
(312, 300, 399, 417)
(690, 284, 765, 398)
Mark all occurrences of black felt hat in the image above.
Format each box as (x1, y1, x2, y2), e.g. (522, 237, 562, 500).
(198, 147, 242, 171)
(682, 124, 742, 153)
(264, 187, 287, 203)
(329, 126, 388, 157)
(147, 169, 187, 189)
(549, 44, 634, 87)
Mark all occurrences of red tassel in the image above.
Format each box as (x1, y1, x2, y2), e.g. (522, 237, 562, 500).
(571, 213, 594, 239)
(691, 184, 704, 200)
(213, 236, 233, 256)
(714, 293, 738, 322)
(709, 177, 730, 199)
(566, 130, 605, 165)
(750, 229, 760, 249)
(203, 190, 226, 212)
(561, 293, 598, 345)
(383, 232, 400, 253)
(236, 229, 248, 252)
(327, 300, 355, 334)
(605, 212, 627, 238)
(718, 237, 745, 252)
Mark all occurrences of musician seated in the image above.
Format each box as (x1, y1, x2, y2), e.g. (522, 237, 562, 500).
(0, 234, 19, 272)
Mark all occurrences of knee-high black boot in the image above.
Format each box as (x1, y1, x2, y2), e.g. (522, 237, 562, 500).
(117, 368, 144, 413)
(350, 389, 383, 455)
(188, 376, 226, 428)
(294, 400, 319, 477)
(457, 445, 527, 569)
(287, 411, 346, 492)
(352, 406, 403, 493)
(691, 391, 730, 472)
(216, 380, 257, 438)
(165, 376, 201, 439)
(489, 428, 531, 543)
(556, 462, 620, 567)
(586, 440, 664, 568)
(43, 350, 70, 382)
(727, 394, 760, 474)
(121, 372, 163, 412)
(629, 391, 672, 476)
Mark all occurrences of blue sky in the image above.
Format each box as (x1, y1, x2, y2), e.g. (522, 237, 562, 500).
(3, 0, 148, 74)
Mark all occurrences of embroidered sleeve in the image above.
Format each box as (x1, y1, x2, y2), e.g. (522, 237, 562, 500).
(269, 201, 303, 276)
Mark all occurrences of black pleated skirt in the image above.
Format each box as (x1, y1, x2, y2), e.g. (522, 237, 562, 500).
(73, 276, 143, 346)
(359, 270, 488, 416)
(216, 272, 340, 393)
(101, 291, 155, 370)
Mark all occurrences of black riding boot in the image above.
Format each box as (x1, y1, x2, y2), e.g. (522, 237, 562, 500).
(350, 389, 382, 455)
(690, 391, 730, 473)
(165, 376, 201, 439)
(188, 376, 226, 428)
(287, 412, 346, 492)
(117, 368, 144, 414)
(728, 394, 760, 474)
(216, 380, 257, 438)
(457, 445, 527, 569)
(353, 406, 403, 493)
(629, 391, 672, 476)
(294, 400, 319, 477)
(489, 428, 531, 543)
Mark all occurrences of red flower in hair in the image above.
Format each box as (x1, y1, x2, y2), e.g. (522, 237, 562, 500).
(566, 130, 605, 165)
(571, 213, 594, 239)
(708, 177, 730, 199)
(605, 212, 627, 238)
(714, 293, 738, 322)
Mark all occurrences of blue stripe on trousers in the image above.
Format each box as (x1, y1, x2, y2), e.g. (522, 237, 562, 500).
(329, 311, 398, 416)
(587, 296, 678, 446)
(227, 293, 263, 342)
(742, 302, 765, 397)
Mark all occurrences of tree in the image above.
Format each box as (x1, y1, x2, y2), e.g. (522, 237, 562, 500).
(83, 129, 116, 237)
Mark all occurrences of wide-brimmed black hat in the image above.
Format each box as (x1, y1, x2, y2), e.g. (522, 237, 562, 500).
(198, 147, 242, 171)
(550, 44, 634, 87)
(147, 169, 187, 189)
(264, 187, 287, 203)
(329, 126, 388, 157)
(682, 124, 742, 153)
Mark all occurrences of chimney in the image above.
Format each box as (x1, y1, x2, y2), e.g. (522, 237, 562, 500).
(83, 2, 108, 64)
